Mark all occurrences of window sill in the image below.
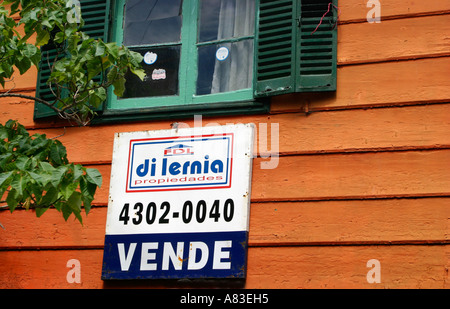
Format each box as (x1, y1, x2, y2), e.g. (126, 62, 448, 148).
(91, 98, 270, 125)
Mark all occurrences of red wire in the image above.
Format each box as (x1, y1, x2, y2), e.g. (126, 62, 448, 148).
(310, 2, 340, 35)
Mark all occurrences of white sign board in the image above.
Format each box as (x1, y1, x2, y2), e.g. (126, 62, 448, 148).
(101, 124, 254, 280)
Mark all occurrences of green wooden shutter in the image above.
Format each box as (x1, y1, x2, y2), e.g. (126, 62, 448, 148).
(34, 0, 111, 119)
(297, 0, 337, 92)
(254, 0, 298, 98)
(254, 0, 337, 97)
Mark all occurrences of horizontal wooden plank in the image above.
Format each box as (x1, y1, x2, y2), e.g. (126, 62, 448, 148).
(0, 198, 448, 249)
(271, 57, 450, 113)
(246, 245, 449, 289)
(339, 0, 450, 23)
(266, 103, 450, 155)
(0, 207, 106, 249)
(249, 198, 449, 246)
(0, 90, 36, 127)
(338, 15, 450, 65)
(59, 149, 450, 204)
(251, 150, 450, 201)
(0, 245, 447, 288)
(26, 103, 450, 164)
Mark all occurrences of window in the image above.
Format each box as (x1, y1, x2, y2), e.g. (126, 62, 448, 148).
(34, 0, 338, 121)
(107, 0, 257, 113)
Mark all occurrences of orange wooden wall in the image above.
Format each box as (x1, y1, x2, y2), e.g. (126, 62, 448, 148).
(0, 0, 449, 288)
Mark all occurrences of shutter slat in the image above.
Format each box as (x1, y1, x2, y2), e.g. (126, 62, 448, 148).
(259, 54, 291, 65)
(259, 68, 291, 78)
(258, 47, 293, 58)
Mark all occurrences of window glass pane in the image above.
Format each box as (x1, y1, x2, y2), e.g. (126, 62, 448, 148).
(198, 0, 255, 43)
(197, 40, 253, 95)
(122, 46, 180, 98)
(124, 0, 183, 46)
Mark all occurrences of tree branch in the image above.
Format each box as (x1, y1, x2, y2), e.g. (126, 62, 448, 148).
(0, 92, 62, 113)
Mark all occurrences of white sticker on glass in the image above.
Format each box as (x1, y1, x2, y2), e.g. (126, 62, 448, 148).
(216, 47, 229, 61)
(144, 52, 158, 65)
(152, 69, 166, 80)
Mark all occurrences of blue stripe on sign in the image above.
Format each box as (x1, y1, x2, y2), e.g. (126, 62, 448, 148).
(101, 231, 248, 280)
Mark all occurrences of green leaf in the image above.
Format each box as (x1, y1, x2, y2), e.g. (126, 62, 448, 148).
(15, 156, 30, 171)
(35, 206, 50, 217)
(0, 126, 8, 139)
(35, 28, 50, 46)
(16, 56, 32, 75)
(80, 177, 95, 214)
(61, 178, 78, 200)
(10, 173, 25, 197)
(105, 42, 119, 59)
(73, 164, 84, 181)
(80, 177, 96, 197)
(39, 162, 55, 173)
(20, 44, 38, 59)
(81, 194, 93, 215)
(6, 188, 19, 213)
(68, 191, 82, 212)
(67, 191, 83, 223)
(9, 0, 20, 15)
(40, 185, 58, 206)
(54, 31, 67, 44)
(94, 41, 105, 57)
(130, 67, 146, 81)
(85, 168, 102, 187)
(51, 165, 68, 187)
(89, 88, 106, 109)
(28, 171, 46, 186)
(0, 171, 13, 188)
(61, 203, 73, 221)
(112, 76, 126, 97)
(50, 141, 66, 165)
(0, 154, 13, 171)
(129, 50, 144, 66)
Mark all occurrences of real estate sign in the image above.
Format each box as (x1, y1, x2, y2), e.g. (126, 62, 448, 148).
(101, 124, 254, 280)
